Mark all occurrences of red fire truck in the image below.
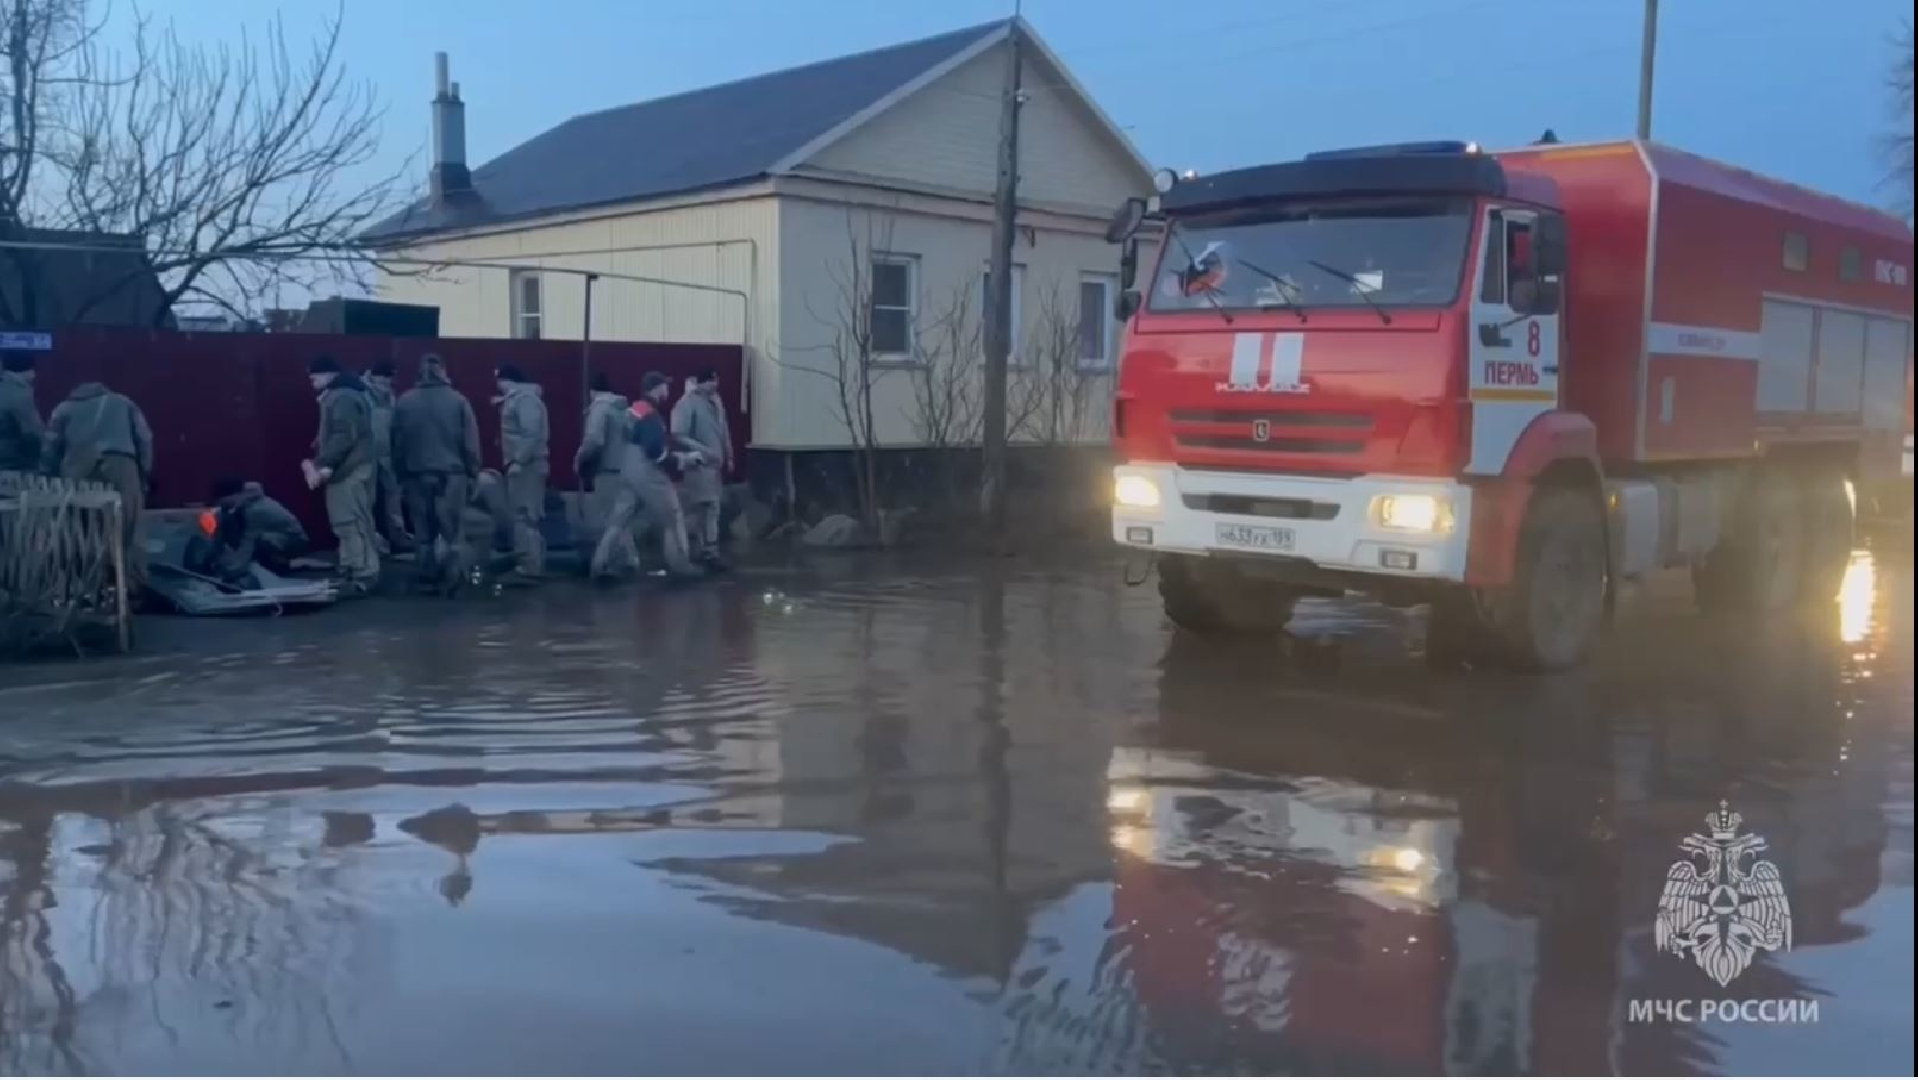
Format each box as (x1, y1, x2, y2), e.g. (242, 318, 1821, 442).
(1104, 140, 1913, 669)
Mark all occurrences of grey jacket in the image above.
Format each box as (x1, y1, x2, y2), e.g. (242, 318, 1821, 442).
(574, 391, 631, 481)
(366, 379, 396, 457)
(499, 381, 549, 473)
(670, 387, 730, 502)
(42, 382, 153, 480)
(0, 371, 43, 473)
(234, 483, 308, 550)
(312, 372, 375, 481)
(393, 369, 481, 478)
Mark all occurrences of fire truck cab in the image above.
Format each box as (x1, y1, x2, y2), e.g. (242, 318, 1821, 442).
(1105, 140, 1913, 670)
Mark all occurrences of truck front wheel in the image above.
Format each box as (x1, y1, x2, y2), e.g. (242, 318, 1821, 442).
(1480, 486, 1609, 671)
(1158, 555, 1298, 635)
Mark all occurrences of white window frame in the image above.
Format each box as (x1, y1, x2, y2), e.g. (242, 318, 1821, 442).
(509, 269, 543, 340)
(981, 262, 1026, 365)
(1076, 273, 1118, 371)
(869, 253, 918, 361)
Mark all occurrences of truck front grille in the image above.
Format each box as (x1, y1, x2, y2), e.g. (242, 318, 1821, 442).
(1169, 409, 1372, 456)
(1182, 494, 1342, 521)
(1175, 433, 1368, 454)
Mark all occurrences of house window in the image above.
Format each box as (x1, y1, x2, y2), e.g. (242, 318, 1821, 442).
(510, 270, 543, 339)
(1783, 232, 1810, 273)
(1839, 246, 1863, 282)
(982, 263, 1025, 363)
(1077, 274, 1116, 369)
(870, 255, 916, 358)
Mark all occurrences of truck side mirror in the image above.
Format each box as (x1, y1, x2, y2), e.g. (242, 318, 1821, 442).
(1115, 289, 1141, 321)
(1105, 198, 1147, 244)
(1534, 215, 1567, 277)
(1118, 238, 1139, 290)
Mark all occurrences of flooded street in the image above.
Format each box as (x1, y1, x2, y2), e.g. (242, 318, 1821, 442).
(1, 545, 1911, 1075)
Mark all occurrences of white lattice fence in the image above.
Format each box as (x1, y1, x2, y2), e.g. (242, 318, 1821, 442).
(0, 471, 131, 656)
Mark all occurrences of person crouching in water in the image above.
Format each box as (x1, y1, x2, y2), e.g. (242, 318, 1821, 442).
(670, 369, 732, 569)
(187, 478, 309, 583)
(590, 371, 703, 583)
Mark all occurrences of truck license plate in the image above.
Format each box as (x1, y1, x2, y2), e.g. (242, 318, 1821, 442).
(1215, 523, 1295, 552)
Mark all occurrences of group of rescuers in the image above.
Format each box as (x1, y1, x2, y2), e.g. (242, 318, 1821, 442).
(0, 348, 733, 598)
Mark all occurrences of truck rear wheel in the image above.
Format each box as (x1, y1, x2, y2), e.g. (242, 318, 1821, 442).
(1694, 480, 1804, 616)
(1158, 555, 1298, 635)
(1484, 486, 1609, 671)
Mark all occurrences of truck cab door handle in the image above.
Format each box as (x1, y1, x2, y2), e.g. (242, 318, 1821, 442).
(1478, 323, 1511, 348)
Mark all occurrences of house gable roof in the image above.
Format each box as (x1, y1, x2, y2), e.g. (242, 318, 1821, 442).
(363, 21, 1007, 243)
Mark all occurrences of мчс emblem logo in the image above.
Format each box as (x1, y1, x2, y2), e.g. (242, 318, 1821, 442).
(1655, 801, 1792, 987)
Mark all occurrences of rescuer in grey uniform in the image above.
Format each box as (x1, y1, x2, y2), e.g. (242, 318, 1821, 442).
(363, 359, 413, 555)
(306, 356, 379, 594)
(394, 352, 482, 592)
(670, 368, 733, 567)
(496, 364, 549, 582)
(591, 371, 702, 582)
(42, 379, 154, 594)
(575, 371, 639, 573)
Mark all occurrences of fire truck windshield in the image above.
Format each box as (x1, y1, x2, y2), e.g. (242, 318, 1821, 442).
(1148, 197, 1474, 314)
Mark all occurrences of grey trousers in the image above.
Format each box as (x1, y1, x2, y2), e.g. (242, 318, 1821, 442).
(685, 498, 721, 556)
(592, 464, 694, 578)
(93, 454, 147, 592)
(505, 465, 547, 576)
(326, 463, 379, 585)
(403, 472, 470, 587)
(376, 459, 409, 543)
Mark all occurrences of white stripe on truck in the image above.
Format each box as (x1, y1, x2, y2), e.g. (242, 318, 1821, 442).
(1229, 332, 1264, 387)
(1271, 332, 1305, 388)
(1647, 322, 1762, 360)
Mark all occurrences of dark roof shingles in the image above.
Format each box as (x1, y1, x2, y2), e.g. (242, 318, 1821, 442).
(365, 21, 1003, 242)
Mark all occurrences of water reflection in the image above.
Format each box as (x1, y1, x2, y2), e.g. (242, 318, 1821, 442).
(0, 546, 1910, 1074)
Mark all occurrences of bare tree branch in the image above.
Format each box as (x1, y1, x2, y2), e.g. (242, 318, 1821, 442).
(3, 0, 407, 327)
(775, 207, 901, 530)
(1888, 19, 1913, 220)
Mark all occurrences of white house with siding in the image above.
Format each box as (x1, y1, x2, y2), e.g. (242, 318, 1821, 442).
(364, 19, 1152, 453)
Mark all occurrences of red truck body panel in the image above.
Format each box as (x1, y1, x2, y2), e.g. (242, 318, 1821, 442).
(1499, 142, 1914, 474)
(1116, 309, 1466, 480)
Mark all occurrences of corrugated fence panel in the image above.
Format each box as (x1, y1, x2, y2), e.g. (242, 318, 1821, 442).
(32, 330, 743, 542)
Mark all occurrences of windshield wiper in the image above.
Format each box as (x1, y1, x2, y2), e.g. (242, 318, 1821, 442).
(1306, 258, 1393, 325)
(1168, 231, 1234, 326)
(1235, 258, 1307, 323)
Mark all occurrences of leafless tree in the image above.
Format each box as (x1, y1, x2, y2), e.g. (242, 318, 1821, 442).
(787, 208, 899, 531)
(1889, 20, 1914, 220)
(906, 281, 985, 450)
(1009, 279, 1107, 447)
(1, 0, 407, 327)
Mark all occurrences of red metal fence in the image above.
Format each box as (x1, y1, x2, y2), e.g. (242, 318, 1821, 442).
(26, 329, 744, 538)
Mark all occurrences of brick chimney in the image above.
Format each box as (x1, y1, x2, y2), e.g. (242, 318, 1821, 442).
(430, 52, 472, 203)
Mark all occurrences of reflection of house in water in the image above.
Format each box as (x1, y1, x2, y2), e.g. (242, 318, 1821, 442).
(1, 798, 386, 1074)
(646, 576, 1141, 982)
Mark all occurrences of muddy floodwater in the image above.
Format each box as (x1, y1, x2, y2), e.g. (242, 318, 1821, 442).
(1, 543, 1911, 1075)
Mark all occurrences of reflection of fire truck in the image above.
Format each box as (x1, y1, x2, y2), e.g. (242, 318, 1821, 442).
(1104, 590, 1900, 1073)
(1105, 141, 1914, 669)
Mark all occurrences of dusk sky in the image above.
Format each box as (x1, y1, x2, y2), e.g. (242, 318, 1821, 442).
(125, 0, 1912, 212)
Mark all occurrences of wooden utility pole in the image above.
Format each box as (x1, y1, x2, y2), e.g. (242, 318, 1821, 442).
(979, 17, 1023, 537)
(1636, 0, 1659, 140)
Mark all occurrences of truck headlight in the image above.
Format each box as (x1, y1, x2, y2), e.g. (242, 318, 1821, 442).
(1375, 493, 1453, 534)
(1115, 475, 1162, 509)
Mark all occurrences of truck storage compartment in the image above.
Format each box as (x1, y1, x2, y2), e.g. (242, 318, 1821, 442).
(1498, 141, 1913, 473)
